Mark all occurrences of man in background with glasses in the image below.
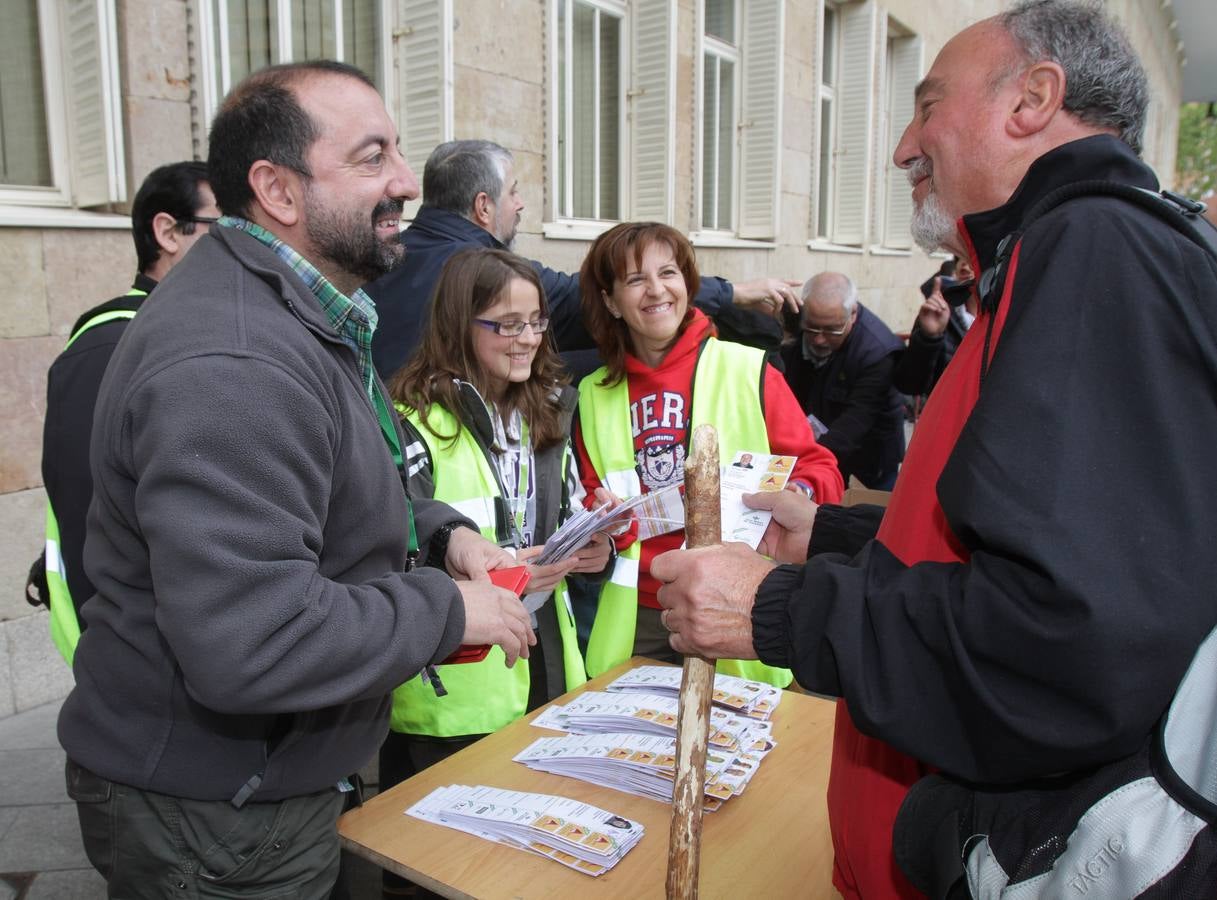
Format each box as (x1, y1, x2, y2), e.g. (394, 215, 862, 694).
(32, 161, 219, 661)
(780, 271, 906, 490)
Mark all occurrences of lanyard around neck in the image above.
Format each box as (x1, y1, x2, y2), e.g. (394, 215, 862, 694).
(508, 417, 530, 545)
(373, 385, 418, 563)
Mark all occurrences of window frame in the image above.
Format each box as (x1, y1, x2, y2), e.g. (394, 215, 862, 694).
(192, 0, 394, 149)
(0, 0, 125, 218)
(875, 22, 920, 253)
(814, 2, 840, 241)
(810, 0, 877, 251)
(547, 0, 627, 233)
(697, 0, 741, 234)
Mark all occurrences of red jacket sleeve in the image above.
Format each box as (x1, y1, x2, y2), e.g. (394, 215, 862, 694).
(763, 364, 845, 503)
(572, 420, 603, 509)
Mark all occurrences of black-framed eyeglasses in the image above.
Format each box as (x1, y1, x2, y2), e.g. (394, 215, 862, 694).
(802, 322, 850, 337)
(472, 317, 550, 337)
(177, 215, 220, 229)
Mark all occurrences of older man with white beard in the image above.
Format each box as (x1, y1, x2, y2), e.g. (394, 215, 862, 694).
(648, 0, 1217, 896)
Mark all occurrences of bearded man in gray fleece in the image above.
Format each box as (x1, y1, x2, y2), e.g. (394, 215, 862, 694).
(57, 60, 536, 898)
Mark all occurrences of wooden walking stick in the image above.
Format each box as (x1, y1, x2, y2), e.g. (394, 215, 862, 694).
(666, 424, 720, 900)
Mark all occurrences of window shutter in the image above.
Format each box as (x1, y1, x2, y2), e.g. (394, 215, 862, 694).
(737, 0, 782, 240)
(830, 0, 876, 246)
(395, 0, 451, 180)
(883, 35, 920, 248)
(630, 0, 674, 222)
(63, 0, 124, 208)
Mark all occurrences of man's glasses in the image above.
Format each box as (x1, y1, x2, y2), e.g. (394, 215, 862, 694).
(175, 215, 220, 230)
(473, 317, 550, 337)
(802, 322, 850, 337)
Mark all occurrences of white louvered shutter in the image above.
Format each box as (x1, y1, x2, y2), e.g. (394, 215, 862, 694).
(830, 0, 876, 246)
(883, 35, 920, 248)
(737, 0, 782, 240)
(630, 0, 674, 222)
(396, 0, 451, 179)
(63, 0, 124, 208)
(870, 16, 888, 248)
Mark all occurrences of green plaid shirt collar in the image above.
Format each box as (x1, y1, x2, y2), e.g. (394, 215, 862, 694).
(219, 216, 380, 403)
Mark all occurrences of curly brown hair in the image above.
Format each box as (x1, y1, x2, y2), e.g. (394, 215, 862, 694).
(386, 248, 570, 451)
(578, 222, 701, 386)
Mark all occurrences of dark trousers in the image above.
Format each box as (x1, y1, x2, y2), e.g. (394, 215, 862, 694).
(66, 758, 345, 899)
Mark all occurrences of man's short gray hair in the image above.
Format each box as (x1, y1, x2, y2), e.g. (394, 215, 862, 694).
(998, 0, 1147, 154)
(802, 272, 859, 315)
(422, 140, 514, 216)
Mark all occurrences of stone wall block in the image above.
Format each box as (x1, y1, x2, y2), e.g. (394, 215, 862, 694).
(6, 613, 74, 713)
(125, 96, 197, 186)
(453, 69, 544, 156)
(0, 338, 59, 494)
(119, 0, 192, 102)
(42, 231, 133, 337)
(452, 1, 543, 82)
(0, 231, 49, 339)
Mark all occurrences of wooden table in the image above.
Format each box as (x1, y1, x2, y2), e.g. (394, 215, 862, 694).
(338, 658, 838, 899)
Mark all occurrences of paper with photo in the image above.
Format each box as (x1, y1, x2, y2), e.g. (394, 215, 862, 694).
(721, 451, 795, 547)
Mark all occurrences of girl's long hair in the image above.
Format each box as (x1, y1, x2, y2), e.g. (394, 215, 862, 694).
(386, 247, 570, 451)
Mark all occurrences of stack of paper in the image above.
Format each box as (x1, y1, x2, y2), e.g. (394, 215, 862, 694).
(514, 733, 765, 810)
(534, 486, 684, 566)
(532, 691, 777, 757)
(406, 785, 643, 877)
(604, 665, 784, 720)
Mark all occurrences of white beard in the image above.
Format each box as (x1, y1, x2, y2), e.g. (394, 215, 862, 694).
(910, 190, 958, 254)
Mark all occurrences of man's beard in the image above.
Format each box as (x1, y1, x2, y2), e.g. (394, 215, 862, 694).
(495, 214, 519, 250)
(305, 190, 405, 284)
(906, 158, 957, 253)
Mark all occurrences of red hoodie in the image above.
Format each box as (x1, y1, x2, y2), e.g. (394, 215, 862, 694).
(574, 311, 844, 608)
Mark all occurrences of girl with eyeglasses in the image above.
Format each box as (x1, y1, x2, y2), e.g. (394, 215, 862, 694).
(380, 248, 611, 857)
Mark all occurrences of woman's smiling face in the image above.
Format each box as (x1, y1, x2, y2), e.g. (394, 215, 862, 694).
(604, 240, 690, 366)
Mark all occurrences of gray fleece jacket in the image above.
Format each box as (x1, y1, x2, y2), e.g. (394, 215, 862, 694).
(58, 226, 470, 803)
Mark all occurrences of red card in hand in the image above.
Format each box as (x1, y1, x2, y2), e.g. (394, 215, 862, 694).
(441, 566, 532, 664)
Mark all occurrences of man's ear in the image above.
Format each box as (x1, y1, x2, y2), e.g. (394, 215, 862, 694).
(151, 211, 181, 258)
(247, 160, 302, 227)
(471, 191, 493, 229)
(1007, 61, 1066, 138)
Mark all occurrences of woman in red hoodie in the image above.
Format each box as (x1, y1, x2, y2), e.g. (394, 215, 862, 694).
(573, 222, 843, 685)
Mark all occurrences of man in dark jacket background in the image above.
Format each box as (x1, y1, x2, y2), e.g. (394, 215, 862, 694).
(58, 61, 534, 899)
(780, 271, 906, 489)
(364, 139, 804, 381)
(650, 1, 1217, 897)
(38, 161, 218, 661)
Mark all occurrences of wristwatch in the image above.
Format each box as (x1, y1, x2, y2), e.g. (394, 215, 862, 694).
(425, 521, 472, 570)
(790, 480, 816, 500)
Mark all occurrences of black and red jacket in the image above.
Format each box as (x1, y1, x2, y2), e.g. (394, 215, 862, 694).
(754, 135, 1217, 897)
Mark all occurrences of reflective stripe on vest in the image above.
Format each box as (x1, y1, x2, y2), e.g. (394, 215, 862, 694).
(44, 300, 142, 666)
(390, 403, 583, 736)
(578, 339, 793, 688)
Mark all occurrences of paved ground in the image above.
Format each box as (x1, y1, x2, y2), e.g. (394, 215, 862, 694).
(0, 699, 384, 899)
(0, 700, 103, 899)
